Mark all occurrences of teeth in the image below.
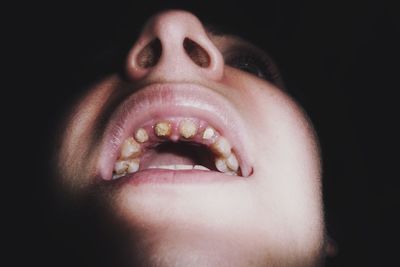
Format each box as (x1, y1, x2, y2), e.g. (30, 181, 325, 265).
(120, 137, 141, 159)
(135, 128, 149, 143)
(147, 165, 211, 171)
(148, 165, 174, 170)
(202, 126, 215, 140)
(226, 153, 239, 172)
(112, 173, 126, 179)
(193, 165, 210, 171)
(215, 153, 239, 174)
(114, 160, 129, 175)
(112, 120, 242, 179)
(215, 157, 230, 173)
(148, 164, 195, 170)
(114, 158, 140, 175)
(211, 136, 232, 158)
(126, 158, 140, 173)
(174, 164, 194, 170)
(179, 120, 197, 139)
(154, 121, 172, 137)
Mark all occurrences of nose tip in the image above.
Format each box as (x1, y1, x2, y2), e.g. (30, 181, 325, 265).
(125, 10, 224, 81)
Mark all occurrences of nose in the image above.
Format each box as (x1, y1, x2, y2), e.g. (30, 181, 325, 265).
(125, 10, 224, 81)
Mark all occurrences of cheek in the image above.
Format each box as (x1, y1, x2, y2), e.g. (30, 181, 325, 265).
(251, 114, 323, 258)
(222, 70, 322, 184)
(257, 99, 323, 249)
(223, 73, 324, 249)
(57, 76, 117, 187)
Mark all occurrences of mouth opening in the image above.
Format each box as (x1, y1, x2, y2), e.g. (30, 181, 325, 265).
(109, 116, 246, 180)
(140, 141, 218, 171)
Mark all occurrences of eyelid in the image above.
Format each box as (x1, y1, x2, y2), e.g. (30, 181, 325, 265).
(223, 44, 282, 86)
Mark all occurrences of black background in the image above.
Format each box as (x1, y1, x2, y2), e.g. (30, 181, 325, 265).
(9, 0, 397, 266)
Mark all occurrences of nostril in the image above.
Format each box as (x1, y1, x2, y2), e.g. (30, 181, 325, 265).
(183, 38, 210, 68)
(137, 38, 162, 68)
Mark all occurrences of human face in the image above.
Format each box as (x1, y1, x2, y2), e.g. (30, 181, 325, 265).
(55, 9, 325, 267)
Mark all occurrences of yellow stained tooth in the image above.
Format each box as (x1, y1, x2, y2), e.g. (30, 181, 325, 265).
(202, 126, 215, 140)
(215, 157, 229, 173)
(211, 136, 232, 158)
(135, 128, 149, 143)
(126, 158, 140, 173)
(114, 160, 128, 175)
(120, 137, 141, 159)
(226, 153, 239, 172)
(179, 120, 197, 138)
(114, 159, 140, 176)
(154, 121, 171, 137)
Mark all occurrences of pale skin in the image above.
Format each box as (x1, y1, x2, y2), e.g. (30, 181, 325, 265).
(55, 10, 327, 267)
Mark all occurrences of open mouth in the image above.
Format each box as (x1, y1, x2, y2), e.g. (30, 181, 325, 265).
(98, 83, 253, 183)
(112, 117, 242, 179)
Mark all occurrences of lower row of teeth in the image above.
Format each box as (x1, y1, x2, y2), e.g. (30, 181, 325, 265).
(112, 119, 239, 179)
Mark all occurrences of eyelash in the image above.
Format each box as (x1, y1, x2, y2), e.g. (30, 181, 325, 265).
(225, 50, 280, 83)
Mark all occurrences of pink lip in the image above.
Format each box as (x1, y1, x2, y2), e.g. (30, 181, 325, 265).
(96, 83, 253, 182)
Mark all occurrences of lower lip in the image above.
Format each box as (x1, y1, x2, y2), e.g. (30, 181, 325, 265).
(117, 169, 243, 185)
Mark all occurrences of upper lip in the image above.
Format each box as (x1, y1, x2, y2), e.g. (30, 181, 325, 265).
(96, 82, 253, 180)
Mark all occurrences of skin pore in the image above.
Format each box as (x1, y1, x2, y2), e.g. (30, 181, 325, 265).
(55, 10, 326, 267)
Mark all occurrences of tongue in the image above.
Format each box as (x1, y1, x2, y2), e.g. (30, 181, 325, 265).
(144, 152, 196, 167)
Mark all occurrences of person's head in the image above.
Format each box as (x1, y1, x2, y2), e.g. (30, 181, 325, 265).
(54, 9, 326, 267)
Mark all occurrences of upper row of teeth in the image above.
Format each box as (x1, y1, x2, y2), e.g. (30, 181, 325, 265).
(112, 119, 239, 179)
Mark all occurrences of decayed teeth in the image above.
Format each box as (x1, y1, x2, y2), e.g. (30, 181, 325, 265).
(120, 137, 141, 159)
(211, 136, 232, 158)
(113, 136, 142, 179)
(204, 128, 240, 175)
(114, 158, 140, 176)
(112, 120, 242, 179)
(114, 160, 128, 175)
(135, 128, 149, 143)
(179, 120, 197, 138)
(154, 121, 172, 137)
(126, 158, 140, 173)
(202, 126, 215, 140)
